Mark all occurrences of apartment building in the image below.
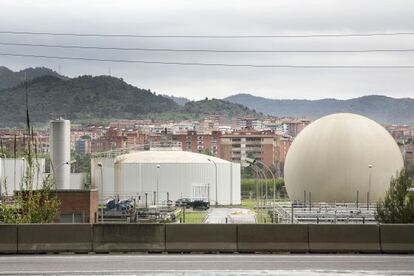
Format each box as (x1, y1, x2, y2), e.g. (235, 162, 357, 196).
(219, 130, 292, 170)
(172, 130, 221, 155)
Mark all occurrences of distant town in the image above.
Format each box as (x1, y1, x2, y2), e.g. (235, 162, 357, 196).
(1, 115, 413, 172)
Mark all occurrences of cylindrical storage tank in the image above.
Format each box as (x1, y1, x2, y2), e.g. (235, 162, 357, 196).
(103, 151, 242, 206)
(50, 119, 71, 189)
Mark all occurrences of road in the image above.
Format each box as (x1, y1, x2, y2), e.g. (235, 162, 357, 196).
(205, 207, 256, 223)
(0, 254, 413, 275)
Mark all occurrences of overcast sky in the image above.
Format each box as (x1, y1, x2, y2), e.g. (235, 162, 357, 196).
(1, 0, 414, 100)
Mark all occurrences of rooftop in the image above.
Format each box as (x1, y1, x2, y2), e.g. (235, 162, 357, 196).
(115, 150, 230, 164)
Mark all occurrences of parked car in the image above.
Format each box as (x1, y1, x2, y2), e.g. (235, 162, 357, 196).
(175, 198, 192, 208)
(192, 200, 210, 210)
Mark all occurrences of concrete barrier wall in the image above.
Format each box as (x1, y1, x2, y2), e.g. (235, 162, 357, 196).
(166, 224, 237, 252)
(93, 224, 165, 252)
(380, 224, 414, 253)
(309, 224, 380, 253)
(0, 224, 412, 254)
(238, 224, 308, 252)
(0, 225, 17, 253)
(18, 224, 92, 253)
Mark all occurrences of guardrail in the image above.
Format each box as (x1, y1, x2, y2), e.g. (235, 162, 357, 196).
(0, 224, 412, 254)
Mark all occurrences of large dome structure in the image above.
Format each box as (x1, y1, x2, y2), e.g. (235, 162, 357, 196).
(284, 113, 403, 203)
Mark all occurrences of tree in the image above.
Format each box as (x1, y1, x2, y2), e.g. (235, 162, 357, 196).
(405, 159, 414, 179)
(200, 148, 214, 156)
(376, 170, 414, 223)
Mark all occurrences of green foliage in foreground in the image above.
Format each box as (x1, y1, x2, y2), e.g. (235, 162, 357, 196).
(241, 178, 285, 199)
(376, 170, 414, 223)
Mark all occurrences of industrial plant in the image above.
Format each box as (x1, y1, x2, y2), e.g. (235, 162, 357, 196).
(0, 112, 410, 224)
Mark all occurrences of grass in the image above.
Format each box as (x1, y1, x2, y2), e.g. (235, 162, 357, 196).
(240, 199, 257, 209)
(179, 210, 208, 223)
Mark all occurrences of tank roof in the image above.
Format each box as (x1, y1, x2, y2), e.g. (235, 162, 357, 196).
(115, 150, 231, 164)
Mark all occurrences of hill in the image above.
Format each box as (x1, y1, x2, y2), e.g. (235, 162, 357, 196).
(183, 98, 259, 118)
(0, 75, 178, 127)
(163, 94, 190, 105)
(0, 74, 259, 127)
(0, 66, 66, 90)
(225, 93, 414, 125)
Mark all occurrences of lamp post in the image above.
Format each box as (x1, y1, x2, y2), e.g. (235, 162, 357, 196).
(255, 160, 276, 208)
(250, 164, 266, 222)
(0, 153, 8, 197)
(0, 154, 5, 199)
(250, 164, 266, 208)
(55, 159, 77, 172)
(156, 164, 160, 206)
(368, 164, 373, 209)
(51, 159, 76, 190)
(97, 162, 104, 203)
(245, 158, 276, 208)
(207, 158, 218, 206)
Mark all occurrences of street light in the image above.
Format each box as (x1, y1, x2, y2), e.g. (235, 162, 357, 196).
(55, 159, 77, 170)
(97, 162, 104, 203)
(0, 156, 5, 199)
(245, 158, 276, 208)
(156, 164, 160, 206)
(207, 158, 218, 206)
(250, 164, 266, 209)
(368, 164, 373, 209)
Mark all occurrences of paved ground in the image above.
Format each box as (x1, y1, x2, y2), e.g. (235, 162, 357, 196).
(0, 254, 413, 275)
(205, 207, 256, 223)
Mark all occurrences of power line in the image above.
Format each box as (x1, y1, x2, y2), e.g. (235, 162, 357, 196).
(1, 52, 414, 69)
(1, 30, 414, 39)
(1, 41, 414, 53)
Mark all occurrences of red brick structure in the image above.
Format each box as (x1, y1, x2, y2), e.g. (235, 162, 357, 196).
(56, 189, 99, 223)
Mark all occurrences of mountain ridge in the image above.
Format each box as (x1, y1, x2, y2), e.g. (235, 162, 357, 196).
(0, 69, 259, 127)
(225, 93, 414, 125)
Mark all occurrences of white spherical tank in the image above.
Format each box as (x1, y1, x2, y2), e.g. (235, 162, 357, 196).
(284, 113, 403, 203)
(50, 119, 71, 189)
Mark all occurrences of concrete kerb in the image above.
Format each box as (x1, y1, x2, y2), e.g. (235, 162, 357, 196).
(17, 224, 92, 253)
(309, 224, 380, 253)
(237, 224, 309, 253)
(93, 224, 165, 253)
(166, 224, 237, 252)
(0, 224, 18, 254)
(380, 224, 414, 253)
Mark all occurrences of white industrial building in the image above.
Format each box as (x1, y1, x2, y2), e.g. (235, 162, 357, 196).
(0, 158, 45, 196)
(91, 150, 241, 205)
